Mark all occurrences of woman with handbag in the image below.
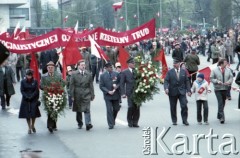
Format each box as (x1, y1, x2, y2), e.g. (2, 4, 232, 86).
(19, 69, 41, 134)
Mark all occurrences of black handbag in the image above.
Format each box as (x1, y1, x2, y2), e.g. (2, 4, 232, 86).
(0, 42, 10, 65)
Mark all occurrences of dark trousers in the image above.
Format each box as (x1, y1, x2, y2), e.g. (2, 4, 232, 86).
(91, 65, 100, 83)
(16, 66, 24, 82)
(1, 94, 11, 108)
(212, 58, 219, 64)
(68, 95, 73, 108)
(188, 70, 197, 86)
(236, 53, 240, 70)
(225, 54, 233, 64)
(169, 94, 188, 123)
(127, 98, 140, 126)
(238, 93, 240, 109)
(47, 114, 57, 129)
(226, 86, 231, 98)
(76, 111, 91, 127)
(214, 90, 227, 120)
(105, 99, 121, 127)
(196, 100, 208, 122)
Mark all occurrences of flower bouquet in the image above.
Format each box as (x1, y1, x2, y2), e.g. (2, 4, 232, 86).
(42, 81, 67, 121)
(133, 57, 160, 106)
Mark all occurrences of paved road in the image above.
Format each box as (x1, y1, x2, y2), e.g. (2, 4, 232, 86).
(0, 55, 240, 158)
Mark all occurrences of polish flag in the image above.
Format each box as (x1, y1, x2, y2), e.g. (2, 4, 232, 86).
(120, 16, 124, 21)
(112, 1, 123, 11)
(12, 22, 21, 38)
(63, 15, 68, 23)
(196, 63, 218, 84)
(88, 35, 109, 62)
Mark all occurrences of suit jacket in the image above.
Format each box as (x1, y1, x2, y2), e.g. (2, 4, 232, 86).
(70, 70, 94, 112)
(99, 71, 121, 100)
(164, 68, 191, 96)
(0, 66, 16, 96)
(120, 68, 135, 97)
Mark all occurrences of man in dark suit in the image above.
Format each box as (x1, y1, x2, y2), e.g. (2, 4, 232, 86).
(164, 59, 191, 126)
(120, 58, 140, 127)
(99, 63, 121, 129)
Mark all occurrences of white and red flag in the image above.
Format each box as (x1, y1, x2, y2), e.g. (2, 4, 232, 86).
(112, 1, 123, 11)
(196, 63, 217, 84)
(63, 15, 68, 23)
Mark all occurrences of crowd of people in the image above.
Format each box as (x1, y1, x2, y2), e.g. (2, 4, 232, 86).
(1, 27, 240, 134)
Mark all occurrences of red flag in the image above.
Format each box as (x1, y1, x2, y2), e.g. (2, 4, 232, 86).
(62, 56, 67, 80)
(153, 49, 168, 79)
(30, 53, 40, 88)
(112, 1, 123, 11)
(198, 67, 211, 84)
(62, 35, 83, 66)
(118, 46, 130, 69)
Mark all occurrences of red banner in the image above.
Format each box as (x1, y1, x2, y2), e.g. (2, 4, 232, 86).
(0, 19, 155, 54)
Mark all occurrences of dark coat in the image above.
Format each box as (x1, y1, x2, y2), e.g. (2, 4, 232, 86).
(0, 66, 16, 96)
(19, 79, 41, 118)
(40, 51, 52, 70)
(99, 71, 121, 100)
(164, 68, 191, 96)
(183, 54, 200, 72)
(172, 49, 184, 62)
(120, 68, 135, 97)
(70, 70, 94, 112)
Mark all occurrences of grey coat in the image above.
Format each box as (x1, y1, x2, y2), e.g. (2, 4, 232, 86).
(210, 67, 233, 91)
(0, 66, 16, 96)
(99, 71, 121, 100)
(120, 69, 135, 97)
(164, 68, 191, 96)
(70, 70, 94, 112)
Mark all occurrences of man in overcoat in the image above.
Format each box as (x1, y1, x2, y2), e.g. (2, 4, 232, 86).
(99, 62, 121, 129)
(0, 60, 16, 110)
(70, 59, 95, 131)
(40, 61, 63, 133)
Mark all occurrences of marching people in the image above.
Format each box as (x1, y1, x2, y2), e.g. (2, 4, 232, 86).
(120, 57, 140, 128)
(211, 40, 221, 64)
(164, 59, 191, 126)
(40, 61, 63, 133)
(80, 47, 91, 72)
(210, 58, 233, 124)
(191, 73, 211, 125)
(0, 60, 16, 110)
(99, 62, 121, 129)
(19, 69, 41, 134)
(183, 48, 200, 85)
(66, 66, 73, 109)
(172, 43, 184, 62)
(16, 54, 25, 82)
(70, 59, 95, 130)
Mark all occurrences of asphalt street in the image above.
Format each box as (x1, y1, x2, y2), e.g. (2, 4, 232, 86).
(0, 54, 240, 158)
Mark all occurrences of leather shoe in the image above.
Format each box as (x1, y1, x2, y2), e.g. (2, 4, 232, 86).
(220, 118, 225, 124)
(32, 127, 36, 133)
(109, 126, 114, 129)
(172, 122, 177, 125)
(48, 128, 53, 133)
(78, 125, 82, 129)
(128, 124, 133, 127)
(183, 121, 189, 126)
(133, 125, 139, 128)
(86, 124, 93, 131)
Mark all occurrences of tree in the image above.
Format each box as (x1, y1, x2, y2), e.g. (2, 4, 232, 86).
(32, 0, 42, 27)
(41, 2, 60, 28)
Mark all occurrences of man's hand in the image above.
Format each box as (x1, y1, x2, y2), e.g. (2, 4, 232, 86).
(165, 89, 169, 95)
(187, 92, 192, 97)
(122, 95, 127, 98)
(108, 91, 114, 95)
(217, 81, 223, 85)
(91, 96, 95, 101)
(223, 82, 229, 86)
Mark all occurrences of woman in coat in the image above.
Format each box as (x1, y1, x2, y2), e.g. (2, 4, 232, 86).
(19, 69, 41, 134)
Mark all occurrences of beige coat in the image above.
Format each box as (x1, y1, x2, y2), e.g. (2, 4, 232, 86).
(70, 70, 94, 112)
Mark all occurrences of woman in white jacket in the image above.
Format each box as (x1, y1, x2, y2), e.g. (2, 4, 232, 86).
(191, 73, 211, 125)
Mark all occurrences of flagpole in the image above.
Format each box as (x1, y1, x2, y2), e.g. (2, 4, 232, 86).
(137, 0, 139, 27)
(125, 0, 128, 30)
(60, 0, 63, 28)
(159, 0, 162, 35)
